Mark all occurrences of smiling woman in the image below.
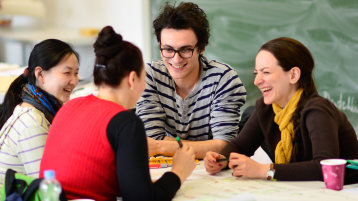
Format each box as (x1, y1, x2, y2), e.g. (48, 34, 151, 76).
(204, 37, 358, 185)
(0, 39, 79, 186)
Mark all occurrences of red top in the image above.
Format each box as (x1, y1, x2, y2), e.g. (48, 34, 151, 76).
(40, 95, 126, 201)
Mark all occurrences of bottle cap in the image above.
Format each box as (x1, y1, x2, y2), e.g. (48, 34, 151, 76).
(44, 170, 55, 179)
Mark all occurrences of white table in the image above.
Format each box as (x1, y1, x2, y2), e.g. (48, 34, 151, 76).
(150, 161, 358, 201)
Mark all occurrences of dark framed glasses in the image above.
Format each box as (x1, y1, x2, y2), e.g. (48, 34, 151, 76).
(160, 46, 197, 59)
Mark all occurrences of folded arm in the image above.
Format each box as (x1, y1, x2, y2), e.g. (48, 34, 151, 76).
(148, 136, 228, 159)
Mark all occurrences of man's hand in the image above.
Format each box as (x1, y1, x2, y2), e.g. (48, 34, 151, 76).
(147, 136, 228, 159)
(147, 137, 160, 156)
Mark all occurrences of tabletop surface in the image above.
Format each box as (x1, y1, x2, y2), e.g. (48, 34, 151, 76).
(150, 161, 358, 201)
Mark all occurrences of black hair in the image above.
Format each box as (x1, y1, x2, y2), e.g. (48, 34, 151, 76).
(93, 26, 143, 87)
(153, 2, 210, 53)
(0, 39, 79, 129)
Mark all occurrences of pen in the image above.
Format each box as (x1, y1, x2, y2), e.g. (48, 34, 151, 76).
(347, 160, 358, 170)
(347, 159, 358, 166)
(216, 158, 228, 162)
(176, 136, 183, 148)
(216, 158, 235, 168)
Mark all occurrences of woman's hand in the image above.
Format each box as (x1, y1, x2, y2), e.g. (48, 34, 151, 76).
(229, 153, 270, 179)
(171, 144, 196, 184)
(204, 151, 227, 174)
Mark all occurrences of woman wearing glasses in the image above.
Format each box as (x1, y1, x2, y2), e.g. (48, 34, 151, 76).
(204, 37, 358, 184)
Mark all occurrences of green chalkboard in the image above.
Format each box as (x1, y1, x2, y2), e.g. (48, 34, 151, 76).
(150, 0, 358, 132)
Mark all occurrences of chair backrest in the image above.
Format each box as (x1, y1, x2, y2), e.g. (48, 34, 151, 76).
(238, 106, 255, 133)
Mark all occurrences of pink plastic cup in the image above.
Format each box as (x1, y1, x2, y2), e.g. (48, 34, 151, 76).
(320, 159, 347, 191)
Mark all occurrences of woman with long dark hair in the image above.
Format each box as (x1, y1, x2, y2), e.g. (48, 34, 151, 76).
(204, 37, 358, 184)
(0, 39, 79, 185)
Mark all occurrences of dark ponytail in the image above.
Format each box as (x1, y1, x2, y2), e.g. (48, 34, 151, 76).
(0, 39, 79, 129)
(0, 74, 28, 128)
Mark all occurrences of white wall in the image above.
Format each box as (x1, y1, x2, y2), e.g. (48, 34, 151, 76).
(43, 0, 151, 60)
(0, 0, 151, 79)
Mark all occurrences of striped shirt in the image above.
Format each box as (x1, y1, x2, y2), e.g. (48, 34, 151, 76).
(0, 105, 49, 187)
(136, 56, 246, 141)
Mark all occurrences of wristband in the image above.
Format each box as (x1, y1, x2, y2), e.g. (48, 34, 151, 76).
(266, 163, 275, 180)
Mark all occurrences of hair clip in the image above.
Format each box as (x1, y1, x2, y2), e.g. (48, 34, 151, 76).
(95, 64, 106, 68)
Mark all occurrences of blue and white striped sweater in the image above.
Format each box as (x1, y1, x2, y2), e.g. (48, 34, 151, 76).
(136, 56, 246, 141)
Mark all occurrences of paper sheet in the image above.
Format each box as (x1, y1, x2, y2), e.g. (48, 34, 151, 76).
(150, 162, 358, 201)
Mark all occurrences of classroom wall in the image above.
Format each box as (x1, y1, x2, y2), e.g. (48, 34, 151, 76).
(2, 0, 358, 133)
(43, 0, 151, 60)
(151, 0, 358, 133)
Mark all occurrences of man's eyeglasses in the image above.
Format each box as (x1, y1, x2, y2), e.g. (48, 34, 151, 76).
(160, 46, 197, 59)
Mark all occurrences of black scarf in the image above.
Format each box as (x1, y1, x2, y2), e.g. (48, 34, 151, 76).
(21, 84, 62, 123)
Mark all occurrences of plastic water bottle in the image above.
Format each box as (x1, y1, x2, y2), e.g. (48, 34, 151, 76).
(40, 170, 62, 201)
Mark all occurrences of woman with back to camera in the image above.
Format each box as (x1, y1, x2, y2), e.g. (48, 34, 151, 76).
(0, 39, 79, 185)
(40, 26, 196, 201)
(204, 37, 358, 184)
